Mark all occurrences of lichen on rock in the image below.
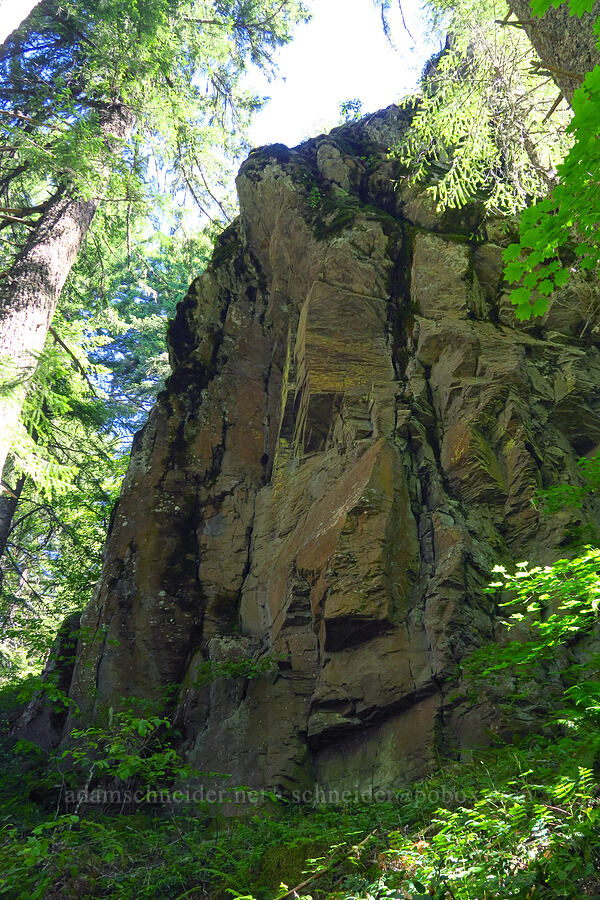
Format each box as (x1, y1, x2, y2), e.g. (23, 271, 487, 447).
(24, 104, 600, 799)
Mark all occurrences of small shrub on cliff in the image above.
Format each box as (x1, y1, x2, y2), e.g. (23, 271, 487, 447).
(465, 549, 600, 736)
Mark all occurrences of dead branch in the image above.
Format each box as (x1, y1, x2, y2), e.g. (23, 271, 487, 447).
(278, 830, 376, 900)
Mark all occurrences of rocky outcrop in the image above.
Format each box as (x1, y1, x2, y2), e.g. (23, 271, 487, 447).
(11, 612, 80, 751)
(507, 0, 600, 104)
(46, 106, 600, 797)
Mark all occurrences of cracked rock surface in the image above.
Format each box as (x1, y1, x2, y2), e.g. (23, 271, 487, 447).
(47, 106, 600, 794)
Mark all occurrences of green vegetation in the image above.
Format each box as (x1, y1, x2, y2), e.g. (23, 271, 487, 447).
(0, 0, 309, 483)
(504, 48, 600, 318)
(391, 0, 600, 323)
(0, 225, 217, 682)
(2, 0, 600, 898)
(2, 529, 600, 898)
(0, 0, 308, 682)
(394, 0, 572, 216)
(0, 722, 598, 897)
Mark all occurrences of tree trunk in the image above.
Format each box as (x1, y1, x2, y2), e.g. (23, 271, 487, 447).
(507, 0, 600, 104)
(0, 102, 134, 487)
(0, 466, 25, 584)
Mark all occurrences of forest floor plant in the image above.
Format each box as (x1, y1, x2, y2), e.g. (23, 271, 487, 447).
(1, 529, 600, 899)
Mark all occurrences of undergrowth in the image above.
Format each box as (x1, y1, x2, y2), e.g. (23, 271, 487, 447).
(0, 719, 599, 899)
(2, 538, 600, 898)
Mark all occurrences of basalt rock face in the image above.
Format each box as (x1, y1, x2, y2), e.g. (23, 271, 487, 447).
(62, 106, 600, 796)
(507, 0, 600, 104)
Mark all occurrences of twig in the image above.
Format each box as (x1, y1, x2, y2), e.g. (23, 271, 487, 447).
(543, 91, 565, 122)
(0, 204, 47, 216)
(55, 773, 66, 819)
(4, 547, 49, 604)
(495, 17, 535, 27)
(48, 325, 99, 397)
(529, 60, 585, 82)
(397, 0, 414, 41)
(197, 165, 231, 222)
(0, 479, 22, 499)
(73, 762, 97, 817)
(184, 2, 288, 33)
(442, 876, 458, 900)
(277, 830, 376, 900)
(178, 159, 219, 224)
(0, 109, 36, 124)
(0, 213, 37, 227)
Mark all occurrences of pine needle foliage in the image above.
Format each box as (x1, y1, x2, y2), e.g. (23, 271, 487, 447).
(0, 0, 309, 482)
(394, 0, 572, 215)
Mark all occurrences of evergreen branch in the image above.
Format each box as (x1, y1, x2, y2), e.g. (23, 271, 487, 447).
(0, 204, 48, 217)
(177, 158, 219, 224)
(529, 60, 585, 82)
(0, 162, 29, 192)
(48, 326, 99, 398)
(44, 8, 99, 51)
(4, 547, 50, 604)
(197, 166, 231, 223)
(0, 109, 38, 125)
(185, 2, 289, 33)
(495, 17, 536, 27)
(10, 503, 50, 532)
(0, 213, 37, 228)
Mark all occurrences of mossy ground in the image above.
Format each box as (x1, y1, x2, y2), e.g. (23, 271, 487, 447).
(1, 697, 599, 900)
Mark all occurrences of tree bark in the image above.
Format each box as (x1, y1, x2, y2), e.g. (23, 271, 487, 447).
(507, 0, 600, 104)
(0, 102, 135, 487)
(0, 466, 25, 582)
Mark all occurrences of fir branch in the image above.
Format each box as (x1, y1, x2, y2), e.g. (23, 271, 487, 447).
(48, 326, 99, 398)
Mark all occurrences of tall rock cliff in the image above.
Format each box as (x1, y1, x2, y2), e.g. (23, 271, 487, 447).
(50, 106, 600, 797)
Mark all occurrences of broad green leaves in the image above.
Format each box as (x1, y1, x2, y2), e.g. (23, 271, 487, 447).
(483, 549, 600, 666)
(410, 0, 600, 321)
(504, 62, 600, 318)
(531, 0, 596, 14)
(504, 2, 600, 319)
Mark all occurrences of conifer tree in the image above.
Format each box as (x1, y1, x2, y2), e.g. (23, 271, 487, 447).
(0, 0, 307, 487)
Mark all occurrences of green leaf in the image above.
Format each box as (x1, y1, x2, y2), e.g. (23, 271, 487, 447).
(569, 0, 596, 15)
(504, 243, 523, 262)
(531, 297, 551, 316)
(530, 0, 553, 16)
(505, 260, 527, 282)
(511, 286, 532, 307)
(523, 270, 540, 289)
(584, 65, 600, 91)
(538, 279, 555, 296)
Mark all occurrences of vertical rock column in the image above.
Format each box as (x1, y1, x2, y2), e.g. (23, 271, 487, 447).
(48, 106, 600, 797)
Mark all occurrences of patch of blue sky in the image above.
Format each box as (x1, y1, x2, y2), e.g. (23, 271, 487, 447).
(244, 0, 441, 149)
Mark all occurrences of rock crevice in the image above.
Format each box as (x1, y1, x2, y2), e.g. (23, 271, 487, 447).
(38, 105, 600, 794)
